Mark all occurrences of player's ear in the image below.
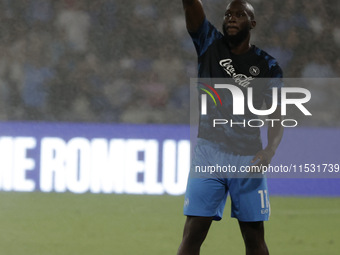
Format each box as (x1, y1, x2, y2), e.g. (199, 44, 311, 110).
(250, 20, 256, 29)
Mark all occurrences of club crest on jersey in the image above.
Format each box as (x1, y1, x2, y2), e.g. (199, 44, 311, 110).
(219, 59, 254, 88)
(249, 66, 260, 76)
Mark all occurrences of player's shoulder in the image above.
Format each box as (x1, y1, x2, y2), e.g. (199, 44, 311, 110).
(189, 18, 224, 57)
(252, 46, 283, 78)
(253, 46, 280, 69)
(190, 18, 223, 39)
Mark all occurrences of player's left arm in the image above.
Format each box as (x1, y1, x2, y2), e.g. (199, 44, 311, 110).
(251, 106, 284, 166)
(252, 60, 284, 167)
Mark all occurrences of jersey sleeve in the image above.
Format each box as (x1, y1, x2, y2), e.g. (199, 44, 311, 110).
(189, 18, 223, 57)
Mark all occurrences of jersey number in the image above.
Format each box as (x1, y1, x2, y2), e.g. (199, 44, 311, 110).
(258, 189, 269, 209)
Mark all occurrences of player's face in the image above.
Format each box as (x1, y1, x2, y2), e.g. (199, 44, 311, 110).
(222, 1, 254, 44)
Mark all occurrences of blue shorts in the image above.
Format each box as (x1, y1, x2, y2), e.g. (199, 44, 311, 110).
(183, 139, 270, 221)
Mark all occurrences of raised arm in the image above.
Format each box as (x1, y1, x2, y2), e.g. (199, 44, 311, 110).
(182, 0, 206, 33)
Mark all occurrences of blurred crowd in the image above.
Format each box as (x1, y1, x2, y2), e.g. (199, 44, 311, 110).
(0, 0, 339, 125)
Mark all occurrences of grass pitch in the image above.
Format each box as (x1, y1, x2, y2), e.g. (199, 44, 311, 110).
(0, 192, 339, 255)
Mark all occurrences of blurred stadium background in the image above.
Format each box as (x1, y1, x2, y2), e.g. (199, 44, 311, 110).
(0, 0, 339, 254)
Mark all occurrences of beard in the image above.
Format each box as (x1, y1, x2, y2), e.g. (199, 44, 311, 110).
(222, 23, 251, 46)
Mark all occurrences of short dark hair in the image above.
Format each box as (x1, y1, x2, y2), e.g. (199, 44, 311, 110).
(227, 0, 255, 20)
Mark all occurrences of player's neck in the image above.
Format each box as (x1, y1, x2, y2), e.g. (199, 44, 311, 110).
(229, 38, 252, 55)
(229, 40, 251, 55)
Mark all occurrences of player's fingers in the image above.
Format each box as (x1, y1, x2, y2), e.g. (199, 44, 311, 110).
(251, 154, 261, 163)
(253, 156, 270, 167)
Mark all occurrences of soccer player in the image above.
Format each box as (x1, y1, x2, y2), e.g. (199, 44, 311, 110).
(178, 0, 284, 254)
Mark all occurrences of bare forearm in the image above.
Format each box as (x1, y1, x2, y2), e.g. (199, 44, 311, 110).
(182, 0, 197, 7)
(182, 0, 205, 32)
(266, 123, 284, 154)
(265, 107, 284, 154)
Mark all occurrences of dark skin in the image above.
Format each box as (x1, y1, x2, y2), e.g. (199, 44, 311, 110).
(222, 1, 256, 54)
(179, 0, 284, 254)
